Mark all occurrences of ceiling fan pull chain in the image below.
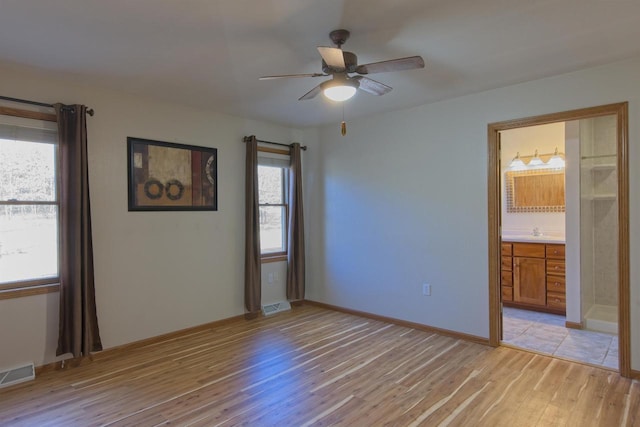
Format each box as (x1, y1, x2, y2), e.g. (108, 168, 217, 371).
(341, 103, 347, 136)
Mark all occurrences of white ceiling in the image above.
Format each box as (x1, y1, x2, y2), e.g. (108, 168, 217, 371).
(1, 0, 640, 127)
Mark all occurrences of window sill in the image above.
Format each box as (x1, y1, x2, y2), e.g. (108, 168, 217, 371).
(261, 254, 288, 264)
(0, 283, 60, 300)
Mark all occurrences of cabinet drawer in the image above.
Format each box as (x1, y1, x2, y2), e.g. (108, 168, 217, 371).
(547, 291, 566, 309)
(547, 260, 565, 276)
(501, 271, 513, 287)
(547, 275, 566, 293)
(502, 286, 513, 301)
(513, 243, 545, 258)
(546, 244, 565, 260)
(501, 242, 512, 256)
(501, 256, 512, 271)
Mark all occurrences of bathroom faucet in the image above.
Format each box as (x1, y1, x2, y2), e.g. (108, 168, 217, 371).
(532, 227, 541, 236)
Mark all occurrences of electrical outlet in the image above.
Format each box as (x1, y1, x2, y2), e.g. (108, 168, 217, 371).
(268, 272, 274, 284)
(422, 283, 431, 296)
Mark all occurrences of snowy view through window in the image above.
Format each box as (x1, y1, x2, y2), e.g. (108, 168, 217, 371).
(0, 138, 59, 284)
(258, 165, 286, 254)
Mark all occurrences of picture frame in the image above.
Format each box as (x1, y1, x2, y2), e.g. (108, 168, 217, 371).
(127, 137, 217, 211)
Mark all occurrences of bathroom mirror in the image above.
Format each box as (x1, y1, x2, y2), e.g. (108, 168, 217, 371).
(505, 169, 565, 213)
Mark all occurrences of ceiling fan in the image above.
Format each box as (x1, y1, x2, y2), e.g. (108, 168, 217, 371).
(259, 29, 425, 102)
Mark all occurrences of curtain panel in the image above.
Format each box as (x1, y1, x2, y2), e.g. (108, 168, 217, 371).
(244, 136, 261, 317)
(286, 143, 305, 301)
(55, 103, 102, 358)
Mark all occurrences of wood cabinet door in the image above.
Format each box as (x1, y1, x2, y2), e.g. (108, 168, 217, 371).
(513, 257, 546, 306)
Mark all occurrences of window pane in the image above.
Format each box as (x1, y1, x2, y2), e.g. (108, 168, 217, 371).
(258, 165, 283, 204)
(0, 205, 59, 284)
(0, 122, 58, 144)
(259, 206, 286, 254)
(0, 138, 56, 201)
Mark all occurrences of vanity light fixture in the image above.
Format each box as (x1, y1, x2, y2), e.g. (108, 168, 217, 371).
(508, 152, 527, 170)
(547, 147, 566, 168)
(509, 147, 565, 169)
(527, 149, 544, 167)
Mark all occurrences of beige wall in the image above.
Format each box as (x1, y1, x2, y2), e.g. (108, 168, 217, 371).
(307, 56, 640, 370)
(0, 64, 303, 368)
(500, 122, 566, 236)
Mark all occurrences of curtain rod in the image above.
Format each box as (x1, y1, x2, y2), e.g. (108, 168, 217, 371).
(0, 95, 95, 116)
(243, 135, 307, 151)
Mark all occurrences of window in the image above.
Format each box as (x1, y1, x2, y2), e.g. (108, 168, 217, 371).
(0, 115, 59, 295)
(258, 150, 289, 261)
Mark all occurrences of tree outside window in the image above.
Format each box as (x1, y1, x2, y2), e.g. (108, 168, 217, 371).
(258, 165, 287, 256)
(0, 125, 59, 288)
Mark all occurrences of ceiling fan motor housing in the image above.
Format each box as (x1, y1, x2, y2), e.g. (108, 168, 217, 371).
(329, 29, 350, 47)
(322, 51, 358, 73)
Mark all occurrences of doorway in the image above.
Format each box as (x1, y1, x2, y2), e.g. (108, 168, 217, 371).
(487, 103, 630, 377)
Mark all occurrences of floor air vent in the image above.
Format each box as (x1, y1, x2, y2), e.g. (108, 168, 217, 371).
(0, 363, 35, 389)
(262, 301, 292, 316)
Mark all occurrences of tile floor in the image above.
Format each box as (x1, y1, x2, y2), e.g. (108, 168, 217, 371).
(502, 307, 618, 369)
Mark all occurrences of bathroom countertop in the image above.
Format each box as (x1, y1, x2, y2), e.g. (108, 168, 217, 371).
(501, 235, 565, 244)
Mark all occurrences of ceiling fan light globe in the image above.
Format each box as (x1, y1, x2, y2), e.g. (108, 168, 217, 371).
(323, 85, 357, 101)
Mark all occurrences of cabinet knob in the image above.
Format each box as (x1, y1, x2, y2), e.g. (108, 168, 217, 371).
(554, 282, 560, 287)
(555, 298, 560, 302)
(553, 250, 558, 254)
(554, 266, 559, 270)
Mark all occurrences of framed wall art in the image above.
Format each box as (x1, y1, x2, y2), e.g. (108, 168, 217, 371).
(127, 137, 217, 211)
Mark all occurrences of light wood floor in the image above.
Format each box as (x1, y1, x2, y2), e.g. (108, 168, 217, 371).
(1, 305, 638, 426)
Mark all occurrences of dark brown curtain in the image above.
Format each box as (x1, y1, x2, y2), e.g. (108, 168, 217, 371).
(286, 143, 305, 301)
(55, 104, 102, 358)
(244, 136, 261, 316)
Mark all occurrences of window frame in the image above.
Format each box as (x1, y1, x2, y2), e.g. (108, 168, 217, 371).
(0, 106, 60, 300)
(257, 146, 290, 263)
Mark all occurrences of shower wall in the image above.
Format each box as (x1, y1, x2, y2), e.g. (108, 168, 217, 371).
(579, 115, 618, 321)
(579, 120, 595, 316)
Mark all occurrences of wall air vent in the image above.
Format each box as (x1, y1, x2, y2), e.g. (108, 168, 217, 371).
(261, 301, 292, 316)
(0, 362, 35, 389)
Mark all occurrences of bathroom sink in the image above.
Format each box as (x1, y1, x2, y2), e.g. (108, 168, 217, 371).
(501, 234, 565, 243)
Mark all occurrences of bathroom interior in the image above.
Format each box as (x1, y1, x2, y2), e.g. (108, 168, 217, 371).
(499, 115, 619, 369)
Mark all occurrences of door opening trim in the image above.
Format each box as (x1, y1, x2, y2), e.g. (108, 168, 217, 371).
(487, 102, 630, 377)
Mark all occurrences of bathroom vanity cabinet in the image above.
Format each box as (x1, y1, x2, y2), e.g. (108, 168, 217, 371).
(501, 241, 566, 314)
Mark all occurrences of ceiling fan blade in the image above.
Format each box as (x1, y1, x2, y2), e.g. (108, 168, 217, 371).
(317, 47, 345, 71)
(298, 83, 323, 101)
(353, 76, 392, 96)
(356, 56, 425, 75)
(259, 73, 327, 80)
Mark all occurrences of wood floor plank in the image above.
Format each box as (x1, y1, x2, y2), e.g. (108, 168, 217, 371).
(0, 305, 637, 426)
